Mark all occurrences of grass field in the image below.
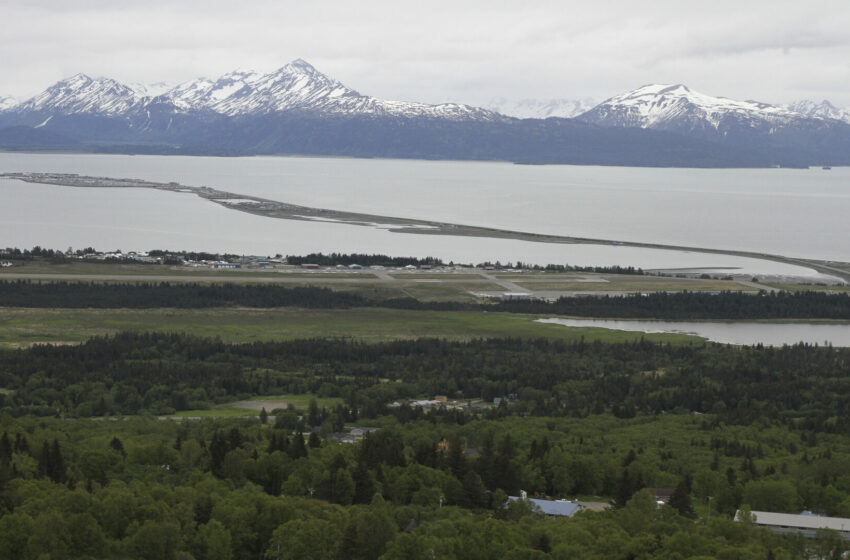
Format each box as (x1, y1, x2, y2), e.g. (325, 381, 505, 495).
(232, 394, 344, 410)
(0, 306, 698, 347)
(167, 394, 344, 418)
(389, 273, 485, 280)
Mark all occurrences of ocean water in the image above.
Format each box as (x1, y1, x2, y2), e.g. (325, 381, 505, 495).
(1, 152, 847, 276)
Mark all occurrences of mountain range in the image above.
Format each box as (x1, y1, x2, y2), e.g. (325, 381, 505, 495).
(1, 59, 849, 167)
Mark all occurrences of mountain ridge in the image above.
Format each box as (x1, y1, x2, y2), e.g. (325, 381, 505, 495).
(787, 99, 850, 124)
(1, 62, 849, 167)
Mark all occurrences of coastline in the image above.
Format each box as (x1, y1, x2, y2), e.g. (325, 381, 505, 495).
(4, 171, 849, 284)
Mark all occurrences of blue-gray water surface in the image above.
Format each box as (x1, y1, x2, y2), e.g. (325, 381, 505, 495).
(1, 153, 847, 276)
(537, 318, 850, 346)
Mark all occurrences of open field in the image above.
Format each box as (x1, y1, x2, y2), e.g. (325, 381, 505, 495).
(231, 394, 344, 411)
(167, 394, 344, 418)
(0, 264, 758, 301)
(388, 273, 485, 280)
(0, 306, 699, 347)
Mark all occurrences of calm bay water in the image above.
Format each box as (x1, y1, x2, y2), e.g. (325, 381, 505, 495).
(1, 152, 848, 275)
(537, 318, 850, 347)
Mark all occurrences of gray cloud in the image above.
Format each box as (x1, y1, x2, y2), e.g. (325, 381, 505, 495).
(1, 0, 848, 107)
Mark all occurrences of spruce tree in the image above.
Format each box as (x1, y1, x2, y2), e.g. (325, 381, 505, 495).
(669, 481, 696, 518)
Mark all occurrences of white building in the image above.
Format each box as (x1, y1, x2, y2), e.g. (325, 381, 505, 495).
(737, 510, 850, 539)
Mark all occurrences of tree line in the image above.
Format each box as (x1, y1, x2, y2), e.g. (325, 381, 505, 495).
(3, 280, 850, 319)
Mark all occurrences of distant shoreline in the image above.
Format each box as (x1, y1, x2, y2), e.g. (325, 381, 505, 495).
(0, 149, 829, 170)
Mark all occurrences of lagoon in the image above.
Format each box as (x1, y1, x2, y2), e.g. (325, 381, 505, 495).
(537, 317, 850, 346)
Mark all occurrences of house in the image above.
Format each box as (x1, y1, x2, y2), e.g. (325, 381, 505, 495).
(349, 427, 379, 440)
(326, 427, 379, 444)
(737, 510, 850, 539)
(434, 395, 448, 403)
(509, 493, 583, 517)
(648, 488, 676, 505)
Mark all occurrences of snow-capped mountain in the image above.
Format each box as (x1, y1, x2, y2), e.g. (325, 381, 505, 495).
(160, 59, 501, 120)
(575, 84, 850, 165)
(3, 65, 850, 167)
(128, 81, 175, 98)
(0, 96, 17, 111)
(577, 84, 808, 134)
(787, 100, 850, 124)
(10, 59, 502, 122)
(484, 97, 596, 119)
(13, 73, 147, 117)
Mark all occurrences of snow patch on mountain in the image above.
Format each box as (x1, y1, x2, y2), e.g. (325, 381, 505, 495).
(0, 96, 18, 111)
(128, 81, 175, 98)
(484, 97, 596, 119)
(578, 84, 806, 131)
(12, 59, 503, 122)
(787, 100, 850, 124)
(14, 73, 147, 116)
(162, 59, 501, 120)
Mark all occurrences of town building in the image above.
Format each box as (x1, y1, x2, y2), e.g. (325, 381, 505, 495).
(736, 510, 850, 539)
(509, 492, 584, 517)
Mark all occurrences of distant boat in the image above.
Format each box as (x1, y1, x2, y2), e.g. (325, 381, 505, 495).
(823, 166, 832, 170)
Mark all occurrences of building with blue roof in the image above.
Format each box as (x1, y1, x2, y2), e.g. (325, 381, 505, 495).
(508, 495, 583, 517)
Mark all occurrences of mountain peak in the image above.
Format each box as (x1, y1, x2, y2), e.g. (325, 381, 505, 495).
(11, 61, 504, 122)
(289, 58, 314, 69)
(579, 83, 807, 134)
(15, 72, 144, 116)
(787, 99, 850, 124)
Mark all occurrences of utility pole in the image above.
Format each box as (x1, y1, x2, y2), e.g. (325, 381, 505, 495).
(707, 496, 713, 524)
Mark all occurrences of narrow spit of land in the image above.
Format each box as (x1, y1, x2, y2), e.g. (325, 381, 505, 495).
(4, 172, 849, 283)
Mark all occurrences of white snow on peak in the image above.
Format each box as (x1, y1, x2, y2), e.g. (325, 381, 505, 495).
(581, 83, 808, 130)
(787, 99, 850, 124)
(0, 95, 18, 111)
(484, 97, 596, 119)
(128, 81, 175, 98)
(15, 73, 146, 116)
(13, 59, 504, 122)
(180, 59, 502, 121)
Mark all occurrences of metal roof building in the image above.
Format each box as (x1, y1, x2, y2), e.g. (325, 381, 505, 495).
(509, 496, 583, 517)
(737, 510, 850, 539)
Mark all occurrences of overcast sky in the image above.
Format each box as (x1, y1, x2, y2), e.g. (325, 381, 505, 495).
(2, 0, 849, 107)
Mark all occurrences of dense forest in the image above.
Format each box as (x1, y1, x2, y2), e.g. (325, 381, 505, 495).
(3, 280, 850, 319)
(2, 333, 850, 430)
(1, 398, 849, 558)
(2, 270, 850, 558)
